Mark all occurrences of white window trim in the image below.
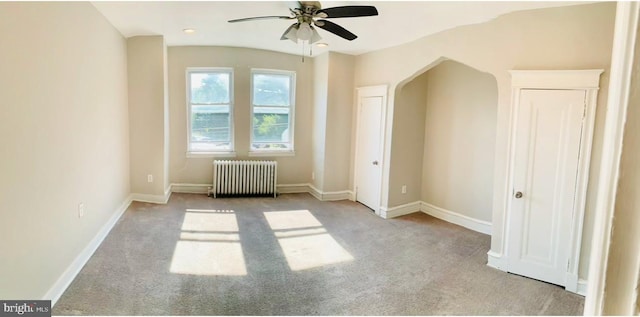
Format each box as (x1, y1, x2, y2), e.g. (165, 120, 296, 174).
(185, 67, 235, 156)
(186, 151, 237, 159)
(248, 151, 295, 157)
(249, 68, 296, 156)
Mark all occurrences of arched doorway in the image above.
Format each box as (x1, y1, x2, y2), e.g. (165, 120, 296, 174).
(386, 59, 498, 234)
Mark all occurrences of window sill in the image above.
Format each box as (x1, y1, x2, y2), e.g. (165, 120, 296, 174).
(248, 151, 295, 157)
(186, 151, 236, 158)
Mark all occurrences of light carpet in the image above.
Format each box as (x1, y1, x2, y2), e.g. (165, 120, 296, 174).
(53, 193, 583, 315)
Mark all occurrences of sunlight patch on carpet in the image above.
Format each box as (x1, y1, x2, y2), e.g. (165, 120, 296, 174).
(170, 209, 247, 276)
(264, 210, 353, 271)
(264, 209, 323, 230)
(181, 211, 239, 232)
(277, 233, 354, 271)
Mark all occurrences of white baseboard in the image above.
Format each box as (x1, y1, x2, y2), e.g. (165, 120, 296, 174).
(487, 250, 507, 271)
(420, 202, 492, 235)
(171, 183, 211, 194)
(170, 183, 313, 195)
(165, 185, 171, 200)
(565, 273, 579, 293)
(46, 194, 132, 306)
(131, 188, 171, 204)
(577, 279, 588, 296)
(565, 273, 587, 296)
(276, 183, 352, 201)
(321, 190, 354, 201)
(379, 201, 422, 219)
(169, 182, 352, 202)
(307, 184, 323, 200)
(307, 184, 353, 201)
(276, 183, 310, 194)
(378, 201, 492, 235)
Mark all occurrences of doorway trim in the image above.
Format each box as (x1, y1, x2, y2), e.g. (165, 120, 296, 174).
(585, 2, 640, 314)
(353, 85, 388, 216)
(490, 69, 603, 295)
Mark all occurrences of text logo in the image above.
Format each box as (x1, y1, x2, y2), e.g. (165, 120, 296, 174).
(0, 301, 50, 317)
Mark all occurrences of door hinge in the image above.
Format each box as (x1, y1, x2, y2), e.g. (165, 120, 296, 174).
(567, 260, 570, 271)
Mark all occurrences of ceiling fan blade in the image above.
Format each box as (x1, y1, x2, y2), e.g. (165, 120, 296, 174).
(317, 6, 378, 18)
(228, 16, 294, 23)
(314, 20, 357, 41)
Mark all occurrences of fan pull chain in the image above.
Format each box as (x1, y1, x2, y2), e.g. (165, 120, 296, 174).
(299, 41, 315, 63)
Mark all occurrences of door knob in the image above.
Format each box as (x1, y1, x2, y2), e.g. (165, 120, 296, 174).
(372, 160, 379, 165)
(515, 191, 523, 199)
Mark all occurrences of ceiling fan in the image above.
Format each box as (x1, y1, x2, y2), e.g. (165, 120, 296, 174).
(228, 1, 378, 43)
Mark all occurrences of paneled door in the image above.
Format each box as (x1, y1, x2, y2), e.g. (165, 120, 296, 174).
(507, 89, 586, 286)
(354, 86, 387, 212)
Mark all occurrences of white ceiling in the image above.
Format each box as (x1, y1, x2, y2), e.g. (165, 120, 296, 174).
(92, 1, 591, 56)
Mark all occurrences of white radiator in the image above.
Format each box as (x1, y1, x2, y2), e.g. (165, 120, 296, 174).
(209, 160, 277, 198)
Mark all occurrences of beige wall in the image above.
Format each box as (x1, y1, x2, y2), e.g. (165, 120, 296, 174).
(128, 36, 169, 196)
(602, 21, 640, 315)
(0, 2, 129, 299)
(322, 52, 355, 192)
(390, 60, 497, 222)
(354, 3, 615, 280)
(312, 53, 329, 189)
(310, 51, 355, 193)
(389, 73, 428, 204)
(420, 61, 497, 222)
(167, 47, 313, 185)
(163, 43, 171, 193)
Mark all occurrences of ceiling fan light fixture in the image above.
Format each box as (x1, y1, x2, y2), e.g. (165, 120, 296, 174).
(310, 27, 322, 44)
(284, 24, 299, 43)
(297, 22, 312, 41)
(316, 42, 329, 47)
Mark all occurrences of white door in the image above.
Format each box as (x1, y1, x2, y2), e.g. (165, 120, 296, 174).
(355, 87, 385, 212)
(507, 89, 586, 286)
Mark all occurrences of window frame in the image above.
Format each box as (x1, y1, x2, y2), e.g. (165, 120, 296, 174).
(185, 67, 235, 157)
(249, 68, 296, 156)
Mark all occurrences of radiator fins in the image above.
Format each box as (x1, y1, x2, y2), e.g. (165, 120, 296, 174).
(209, 160, 277, 198)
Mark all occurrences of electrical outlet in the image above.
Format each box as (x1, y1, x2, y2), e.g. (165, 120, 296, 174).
(147, 174, 153, 183)
(401, 185, 407, 194)
(311, 172, 315, 180)
(78, 203, 85, 218)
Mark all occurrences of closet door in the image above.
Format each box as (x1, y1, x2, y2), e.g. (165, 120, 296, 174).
(507, 89, 585, 286)
(354, 86, 387, 213)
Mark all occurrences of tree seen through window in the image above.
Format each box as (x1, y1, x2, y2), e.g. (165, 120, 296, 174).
(189, 70, 232, 151)
(251, 71, 294, 151)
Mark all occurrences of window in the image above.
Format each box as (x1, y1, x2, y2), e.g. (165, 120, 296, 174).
(250, 69, 295, 154)
(187, 68, 233, 154)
